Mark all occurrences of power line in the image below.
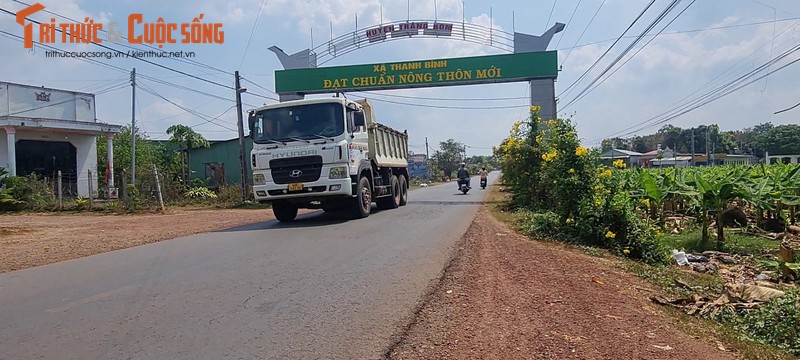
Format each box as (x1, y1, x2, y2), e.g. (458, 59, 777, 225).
(561, 0, 606, 67)
(557, 0, 657, 98)
(0, 6, 234, 91)
(239, 0, 269, 70)
(555, 0, 582, 49)
(545, 0, 558, 32)
(10, 0, 230, 76)
(556, 15, 800, 52)
(596, 42, 800, 141)
(560, 0, 692, 111)
(137, 82, 237, 132)
(591, 17, 800, 142)
(774, 100, 800, 114)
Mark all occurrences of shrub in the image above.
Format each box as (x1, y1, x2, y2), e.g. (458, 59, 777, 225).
(497, 106, 666, 264)
(185, 187, 217, 201)
(126, 183, 141, 210)
(731, 291, 800, 356)
(0, 173, 55, 211)
(215, 184, 244, 206)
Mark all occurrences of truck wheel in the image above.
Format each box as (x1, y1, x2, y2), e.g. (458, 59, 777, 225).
(351, 176, 372, 219)
(272, 201, 298, 222)
(399, 175, 408, 206)
(377, 175, 400, 210)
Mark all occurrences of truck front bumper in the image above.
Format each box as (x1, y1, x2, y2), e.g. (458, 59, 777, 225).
(252, 177, 353, 202)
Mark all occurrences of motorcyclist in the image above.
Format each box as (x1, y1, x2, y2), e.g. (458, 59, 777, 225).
(479, 167, 488, 180)
(456, 163, 470, 189)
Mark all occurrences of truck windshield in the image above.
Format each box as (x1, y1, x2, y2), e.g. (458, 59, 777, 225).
(251, 102, 345, 143)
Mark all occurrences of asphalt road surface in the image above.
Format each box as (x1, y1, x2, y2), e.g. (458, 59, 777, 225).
(0, 173, 497, 360)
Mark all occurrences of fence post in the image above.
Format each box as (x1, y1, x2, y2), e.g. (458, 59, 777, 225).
(57, 170, 63, 210)
(88, 169, 94, 210)
(121, 168, 127, 204)
(153, 164, 165, 212)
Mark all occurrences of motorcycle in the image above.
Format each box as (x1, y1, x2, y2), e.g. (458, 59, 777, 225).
(480, 177, 487, 189)
(457, 178, 470, 194)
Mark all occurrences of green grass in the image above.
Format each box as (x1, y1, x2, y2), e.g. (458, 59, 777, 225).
(660, 228, 778, 255)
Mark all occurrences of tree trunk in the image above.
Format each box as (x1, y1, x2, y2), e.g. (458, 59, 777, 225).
(701, 212, 710, 247)
(181, 151, 187, 187)
(716, 210, 725, 251)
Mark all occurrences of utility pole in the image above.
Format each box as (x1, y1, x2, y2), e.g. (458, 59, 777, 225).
(692, 128, 697, 167)
(130, 68, 136, 185)
(425, 137, 430, 179)
(234, 71, 248, 203)
(705, 127, 710, 166)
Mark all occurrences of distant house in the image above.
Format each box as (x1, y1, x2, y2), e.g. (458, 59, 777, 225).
(599, 148, 643, 168)
(764, 151, 800, 165)
(187, 137, 253, 188)
(649, 156, 692, 167)
(1, 81, 122, 198)
(640, 147, 674, 165)
(717, 154, 758, 165)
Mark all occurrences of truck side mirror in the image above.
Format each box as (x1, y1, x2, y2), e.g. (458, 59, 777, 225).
(354, 111, 365, 128)
(247, 112, 255, 134)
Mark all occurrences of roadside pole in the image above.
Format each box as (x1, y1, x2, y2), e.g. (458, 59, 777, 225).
(234, 71, 248, 203)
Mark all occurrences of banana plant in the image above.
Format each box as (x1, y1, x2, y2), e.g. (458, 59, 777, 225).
(637, 167, 678, 224)
(675, 167, 751, 250)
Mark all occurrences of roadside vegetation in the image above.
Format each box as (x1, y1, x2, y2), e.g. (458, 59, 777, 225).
(494, 106, 800, 358)
(1, 125, 266, 214)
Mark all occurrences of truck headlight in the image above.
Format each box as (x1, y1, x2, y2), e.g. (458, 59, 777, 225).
(254, 173, 266, 185)
(328, 166, 348, 179)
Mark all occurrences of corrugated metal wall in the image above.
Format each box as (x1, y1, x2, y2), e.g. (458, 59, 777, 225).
(188, 138, 253, 186)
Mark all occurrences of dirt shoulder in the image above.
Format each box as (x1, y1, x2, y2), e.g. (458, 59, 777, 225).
(388, 205, 738, 360)
(0, 207, 284, 274)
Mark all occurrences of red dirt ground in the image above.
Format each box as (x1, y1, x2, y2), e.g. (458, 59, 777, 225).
(388, 206, 738, 360)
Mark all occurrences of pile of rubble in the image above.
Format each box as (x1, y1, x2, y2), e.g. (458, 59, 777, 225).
(650, 282, 787, 318)
(652, 241, 798, 317)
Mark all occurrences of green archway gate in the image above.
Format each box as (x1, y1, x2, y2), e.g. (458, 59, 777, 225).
(270, 19, 565, 121)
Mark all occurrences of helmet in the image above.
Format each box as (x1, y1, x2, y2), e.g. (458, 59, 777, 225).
(460, 162, 466, 166)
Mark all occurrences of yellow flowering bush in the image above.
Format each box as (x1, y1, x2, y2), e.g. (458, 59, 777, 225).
(541, 150, 557, 162)
(497, 104, 665, 265)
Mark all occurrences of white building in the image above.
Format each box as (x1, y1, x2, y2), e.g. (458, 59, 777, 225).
(0, 82, 122, 198)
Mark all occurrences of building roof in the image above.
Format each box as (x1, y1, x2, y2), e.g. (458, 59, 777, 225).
(651, 156, 693, 163)
(600, 148, 643, 158)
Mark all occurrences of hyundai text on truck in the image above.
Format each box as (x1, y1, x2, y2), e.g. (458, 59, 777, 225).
(247, 97, 410, 222)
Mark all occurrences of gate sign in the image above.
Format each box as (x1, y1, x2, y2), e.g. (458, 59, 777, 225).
(274, 51, 557, 94)
(366, 22, 454, 42)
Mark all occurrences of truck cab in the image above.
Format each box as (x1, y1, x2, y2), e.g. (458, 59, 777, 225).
(248, 97, 409, 222)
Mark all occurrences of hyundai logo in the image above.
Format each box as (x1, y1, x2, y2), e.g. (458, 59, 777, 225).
(289, 169, 303, 178)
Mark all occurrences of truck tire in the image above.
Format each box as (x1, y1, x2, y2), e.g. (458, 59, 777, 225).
(351, 176, 372, 219)
(377, 175, 400, 210)
(272, 201, 298, 222)
(399, 175, 408, 206)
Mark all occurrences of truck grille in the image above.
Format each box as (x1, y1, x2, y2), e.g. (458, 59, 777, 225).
(270, 156, 323, 184)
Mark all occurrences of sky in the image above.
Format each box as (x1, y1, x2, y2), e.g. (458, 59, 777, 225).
(2, 0, 800, 157)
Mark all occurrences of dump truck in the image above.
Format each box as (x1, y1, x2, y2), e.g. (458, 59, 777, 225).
(247, 97, 409, 222)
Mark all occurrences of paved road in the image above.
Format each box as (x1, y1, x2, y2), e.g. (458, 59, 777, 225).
(0, 173, 497, 360)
